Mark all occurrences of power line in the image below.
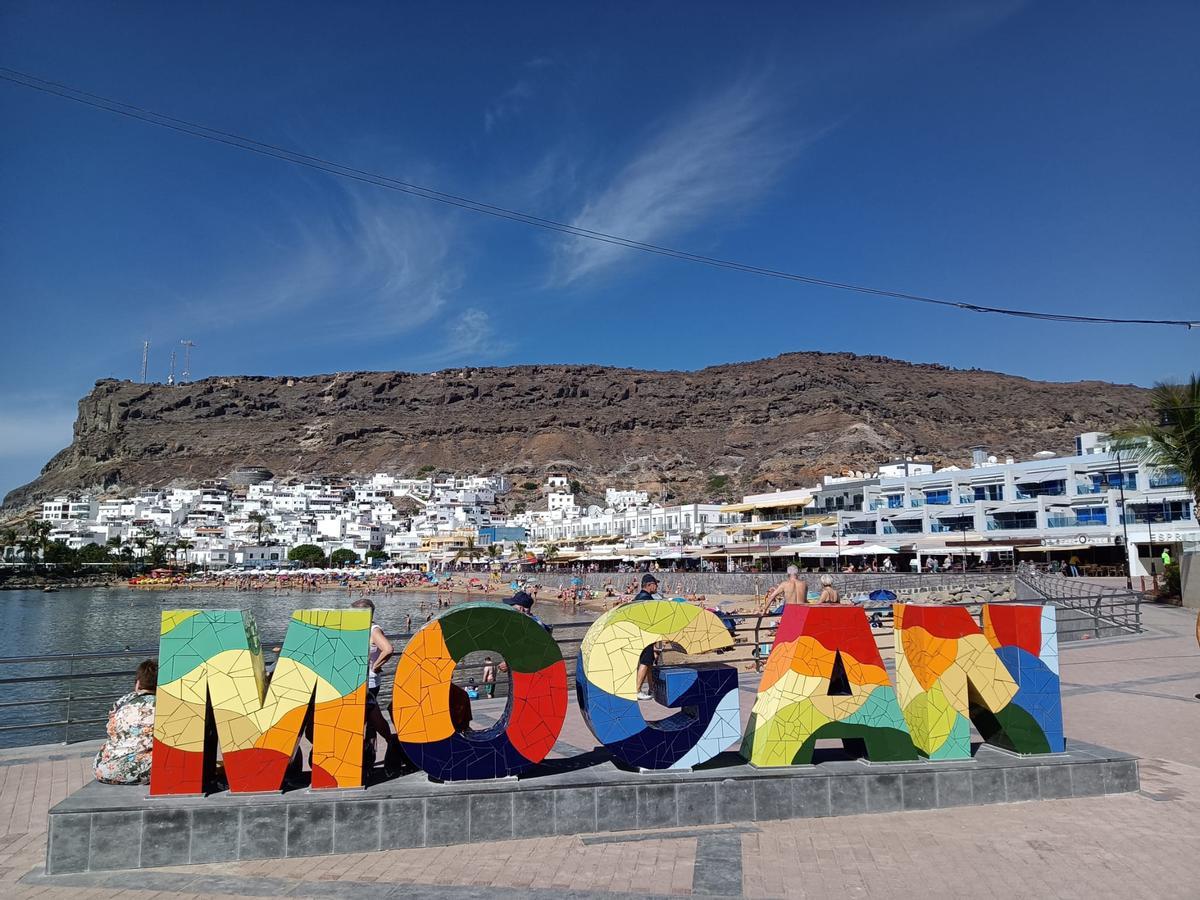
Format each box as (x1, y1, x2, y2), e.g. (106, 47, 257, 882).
(2, 64, 1196, 330)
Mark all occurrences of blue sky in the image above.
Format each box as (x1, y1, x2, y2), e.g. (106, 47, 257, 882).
(2, 1, 1198, 499)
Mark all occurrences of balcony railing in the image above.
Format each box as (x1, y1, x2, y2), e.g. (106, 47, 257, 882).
(1075, 483, 1106, 495)
(924, 496, 952, 506)
(1046, 516, 1107, 528)
(909, 498, 925, 508)
(986, 520, 1037, 531)
(1149, 472, 1185, 489)
(1120, 513, 1194, 525)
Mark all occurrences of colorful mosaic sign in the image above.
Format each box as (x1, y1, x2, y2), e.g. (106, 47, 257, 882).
(151, 609, 370, 795)
(894, 603, 1063, 759)
(742, 605, 917, 766)
(145, 600, 1067, 790)
(391, 602, 567, 781)
(576, 601, 740, 770)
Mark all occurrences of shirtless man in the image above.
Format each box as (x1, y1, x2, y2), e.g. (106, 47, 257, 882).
(763, 565, 808, 610)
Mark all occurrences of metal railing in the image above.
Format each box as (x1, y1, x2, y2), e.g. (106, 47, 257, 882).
(1015, 565, 1143, 639)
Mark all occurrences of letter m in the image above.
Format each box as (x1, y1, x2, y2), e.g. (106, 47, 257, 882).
(150, 609, 370, 795)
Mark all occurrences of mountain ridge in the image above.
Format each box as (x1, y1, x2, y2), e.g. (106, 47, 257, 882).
(3, 352, 1151, 511)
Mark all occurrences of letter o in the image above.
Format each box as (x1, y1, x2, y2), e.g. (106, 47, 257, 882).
(390, 602, 567, 781)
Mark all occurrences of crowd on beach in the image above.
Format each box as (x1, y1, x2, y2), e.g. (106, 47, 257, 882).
(125, 566, 727, 614)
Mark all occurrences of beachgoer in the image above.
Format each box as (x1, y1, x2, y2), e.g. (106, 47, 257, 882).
(94, 659, 157, 785)
(627, 573, 661, 701)
(482, 656, 496, 698)
(449, 683, 472, 732)
(817, 574, 840, 605)
(763, 565, 808, 610)
(351, 599, 407, 776)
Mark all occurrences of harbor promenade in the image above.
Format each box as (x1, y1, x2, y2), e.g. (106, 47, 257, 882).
(0, 603, 1197, 898)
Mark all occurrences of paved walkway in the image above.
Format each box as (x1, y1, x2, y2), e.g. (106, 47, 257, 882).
(2, 603, 1197, 898)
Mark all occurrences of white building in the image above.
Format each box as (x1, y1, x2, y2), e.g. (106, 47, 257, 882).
(836, 437, 1197, 577)
(605, 489, 649, 509)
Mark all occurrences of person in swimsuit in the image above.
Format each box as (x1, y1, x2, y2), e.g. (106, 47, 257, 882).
(763, 565, 808, 611)
(817, 574, 841, 604)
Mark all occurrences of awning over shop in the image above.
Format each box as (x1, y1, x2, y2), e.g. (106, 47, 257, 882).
(841, 544, 898, 556)
(776, 542, 840, 557)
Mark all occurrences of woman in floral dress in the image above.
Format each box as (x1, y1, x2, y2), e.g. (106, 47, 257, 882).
(93, 659, 157, 785)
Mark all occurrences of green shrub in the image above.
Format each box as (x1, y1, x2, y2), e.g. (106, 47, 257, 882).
(1163, 562, 1181, 598)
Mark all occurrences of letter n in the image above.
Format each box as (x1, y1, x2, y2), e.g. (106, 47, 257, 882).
(894, 603, 1063, 759)
(150, 609, 370, 795)
(742, 606, 916, 766)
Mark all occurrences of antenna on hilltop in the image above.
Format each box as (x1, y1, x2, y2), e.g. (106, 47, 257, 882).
(180, 340, 195, 382)
(167, 350, 177, 385)
(140, 341, 150, 384)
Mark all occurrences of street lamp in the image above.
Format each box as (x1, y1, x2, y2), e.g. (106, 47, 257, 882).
(1112, 449, 1134, 589)
(957, 522, 970, 574)
(834, 511, 842, 573)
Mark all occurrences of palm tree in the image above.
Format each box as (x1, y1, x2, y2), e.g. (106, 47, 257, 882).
(544, 544, 560, 565)
(1, 527, 17, 563)
(454, 536, 482, 568)
(486, 544, 500, 563)
(247, 511, 268, 543)
(24, 521, 52, 565)
(1115, 374, 1200, 506)
(175, 538, 194, 566)
(18, 537, 39, 565)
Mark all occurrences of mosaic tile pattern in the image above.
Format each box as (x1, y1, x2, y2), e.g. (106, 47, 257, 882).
(150, 609, 371, 795)
(391, 602, 567, 781)
(741, 605, 917, 766)
(576, 601, 738, 770)
(981, 604, 1065, 753)
(894, 604, 1026, 760)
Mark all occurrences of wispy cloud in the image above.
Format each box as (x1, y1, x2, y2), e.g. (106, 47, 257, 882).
(484, 57, 556, 133)
(410, 308, 510, 369)
(553, 79, 805, 285)
(485, 80, 535, 133)
(178, 180, 463, 342)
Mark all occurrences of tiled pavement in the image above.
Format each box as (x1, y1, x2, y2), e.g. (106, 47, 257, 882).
(2, 603, 1198, 898)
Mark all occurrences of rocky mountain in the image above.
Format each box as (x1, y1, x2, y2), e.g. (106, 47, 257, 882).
(3, 353, 1151, 511)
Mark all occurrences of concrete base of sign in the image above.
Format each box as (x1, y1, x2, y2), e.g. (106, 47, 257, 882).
(46, 740, 1138, 875)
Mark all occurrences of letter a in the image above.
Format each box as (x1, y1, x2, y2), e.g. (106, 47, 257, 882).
(742, 605, 916, 766)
